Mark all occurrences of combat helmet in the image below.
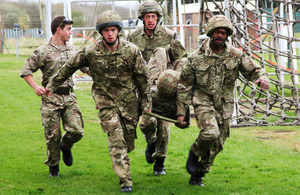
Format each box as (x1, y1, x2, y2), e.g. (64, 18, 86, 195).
(138, 0, 163, 21)
(96, 10, 123, 34)
(205, 15, 234, 36)
(157, 69, 179, 98)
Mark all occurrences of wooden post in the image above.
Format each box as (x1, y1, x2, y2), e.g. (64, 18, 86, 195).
(0, 15, 3, 53)
(269, 37, 271, 60)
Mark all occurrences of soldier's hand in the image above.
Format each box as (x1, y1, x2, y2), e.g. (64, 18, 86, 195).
(87, 70, 92, 77)
(44, 88, 53, 97)
(34, 86, 46, 96)
(176, 115, 186, 128)
(143, 109, 152, 115)
(254, 78, 269, 91)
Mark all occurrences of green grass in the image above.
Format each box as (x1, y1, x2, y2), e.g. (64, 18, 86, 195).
(1, 54, 300, 194)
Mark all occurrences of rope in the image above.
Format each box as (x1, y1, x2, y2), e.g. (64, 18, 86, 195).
(202, 0, 300, 126)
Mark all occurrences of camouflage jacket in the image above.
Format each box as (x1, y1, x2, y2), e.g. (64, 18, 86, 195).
(177, 38, 269, 119)
(128, 25, 187, 63)
(20, 39, 88, 87)
(47, 38, 152, 114)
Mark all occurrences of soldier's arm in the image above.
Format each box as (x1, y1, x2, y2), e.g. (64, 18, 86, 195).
(168, 39, 187, 62)
(23, 75, 46, 96)
(80, 66, 90, 76)
(20, 51, 46, 96)
(46, 49, 88, 93)
(239, 53, 269, 91)
(133, 49, 152, 112)
(176, 58, 195, 117)
(127, 32, 132, 42)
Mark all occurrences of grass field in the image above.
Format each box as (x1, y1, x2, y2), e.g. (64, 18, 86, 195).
(0, 52, 299, 194)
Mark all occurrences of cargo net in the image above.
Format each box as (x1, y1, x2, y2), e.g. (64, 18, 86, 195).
(199, 0, 300, 126)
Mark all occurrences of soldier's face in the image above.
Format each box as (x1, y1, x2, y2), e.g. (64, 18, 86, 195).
(144, 13, 158, 30)
(59, 24, 73, 42)
(211, 28, 227, 47)
(102, 26, 119, 45)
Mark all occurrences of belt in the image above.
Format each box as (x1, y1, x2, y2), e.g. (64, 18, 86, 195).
(54, 87, 73, 95)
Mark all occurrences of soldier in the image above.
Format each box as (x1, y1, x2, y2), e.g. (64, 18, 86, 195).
(20, 16, 89, 177)
(128, 0, 187, 175)
(45, 10, 151, 193)
(176, 15, 270, 186)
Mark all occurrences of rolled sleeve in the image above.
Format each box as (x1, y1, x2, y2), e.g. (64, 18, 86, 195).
(20, 51, 40, 78)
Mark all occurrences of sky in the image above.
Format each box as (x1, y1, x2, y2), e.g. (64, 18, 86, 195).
(21, 0, 140, 6)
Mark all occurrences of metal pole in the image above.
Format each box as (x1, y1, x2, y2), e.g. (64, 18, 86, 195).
(198, 0, 203, 34)
(288, 0, 298, 83)
(64, 1, 68, 16)
(67, 0, 73, 44)
(45, 0, 52, 41)
(14, 23, 20, 59)
(177, 0, 185, 46)
(16, 33, 19, 59)
(0, 15, 2, 54)
(112, 0, 115, 11)
(279, 3, 286, 82)
(172, 0, 177, 33)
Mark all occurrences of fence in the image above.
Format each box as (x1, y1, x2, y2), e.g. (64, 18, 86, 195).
(2, 28, 43, 39)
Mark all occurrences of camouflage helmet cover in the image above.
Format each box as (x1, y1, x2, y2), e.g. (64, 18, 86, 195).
(96, 10, 123, 32)
(157, 69, 179, 98)
(205, 15, 234, 36)
(138, 0, 163, 20)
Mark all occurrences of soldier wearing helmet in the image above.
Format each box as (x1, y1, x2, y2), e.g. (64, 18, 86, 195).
(46, 10, 152, 193)
(176, 15, 269, 186)
(128, 0, 187, 176)
(128, 0, 186, 63)
(150, 68, 190, 129)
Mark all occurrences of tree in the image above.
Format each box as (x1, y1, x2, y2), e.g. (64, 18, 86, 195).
(1, 3, 22, 28)
(71, 11, 86, 27)
(0, 1, 40, 29)
(18, 13, 30, 29)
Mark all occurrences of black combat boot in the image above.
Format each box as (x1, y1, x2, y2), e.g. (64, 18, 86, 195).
(153, 157, 166, 175)
(49, 165, 59, 177)
(189, 172, 205, 186)
(120, 186, 132, 193)
(145, 141, 156, 163)
(186, 149, 199, 175)
(59, 142, 73, 166)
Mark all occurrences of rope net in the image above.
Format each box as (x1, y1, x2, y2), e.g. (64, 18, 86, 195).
(199, 0, 300, 126)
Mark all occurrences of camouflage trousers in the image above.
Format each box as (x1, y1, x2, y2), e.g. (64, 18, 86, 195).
(139, 115, 170, 158)
(40, 93, 84, 167)
(139, 47, 175, 158)
(98, 107, 138, 187)
(140, 48, 186, 158)
(192, 101, 230, 174)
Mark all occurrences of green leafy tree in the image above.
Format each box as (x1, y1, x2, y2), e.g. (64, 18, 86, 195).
(1, 3, 22, 28)
(18, 13, 30, 29)
(0, 1, 40, 29)
(72, 11, 85, 27)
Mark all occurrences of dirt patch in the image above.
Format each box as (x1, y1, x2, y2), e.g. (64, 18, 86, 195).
(255, 130, 300, 152)
(186, 119, 299, 152)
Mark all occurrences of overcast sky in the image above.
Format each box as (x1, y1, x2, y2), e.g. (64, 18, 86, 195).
(20, 0, 140, 6)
